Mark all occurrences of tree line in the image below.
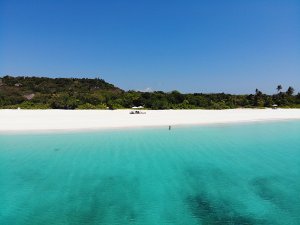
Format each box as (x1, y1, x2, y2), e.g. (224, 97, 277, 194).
(0, 76, 299, 109)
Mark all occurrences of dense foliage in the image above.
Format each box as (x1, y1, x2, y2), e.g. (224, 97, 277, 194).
(1, 76, 300, 109)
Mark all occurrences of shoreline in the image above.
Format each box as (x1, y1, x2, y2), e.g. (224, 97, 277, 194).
(1, 118, 299, 135)
(1, 109, 300, 133)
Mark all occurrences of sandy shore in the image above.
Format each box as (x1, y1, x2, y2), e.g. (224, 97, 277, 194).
(1, 109, 300, 132)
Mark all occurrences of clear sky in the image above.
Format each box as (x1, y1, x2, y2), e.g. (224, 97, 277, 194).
(0, 0, 299, 94)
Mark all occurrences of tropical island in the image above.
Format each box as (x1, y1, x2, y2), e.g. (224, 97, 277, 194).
(1, 75, 299, 109)
(1, 0, 300, 224)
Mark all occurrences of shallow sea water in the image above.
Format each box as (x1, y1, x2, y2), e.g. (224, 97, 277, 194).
(0, 121, 300, 225)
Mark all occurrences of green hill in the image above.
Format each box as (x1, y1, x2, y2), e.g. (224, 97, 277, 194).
(0, 76, 123, 109)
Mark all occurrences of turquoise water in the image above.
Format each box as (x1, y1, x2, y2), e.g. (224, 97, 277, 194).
(1, 121, 300, 225)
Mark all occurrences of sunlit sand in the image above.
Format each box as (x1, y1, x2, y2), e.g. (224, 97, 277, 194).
(1, 109, 300, 132)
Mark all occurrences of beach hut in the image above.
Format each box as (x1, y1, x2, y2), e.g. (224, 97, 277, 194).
(130, 106, 146, 114)
(132, 106, 144, 109)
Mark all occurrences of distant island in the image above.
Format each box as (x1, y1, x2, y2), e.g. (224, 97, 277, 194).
(0, 76, 299, 109)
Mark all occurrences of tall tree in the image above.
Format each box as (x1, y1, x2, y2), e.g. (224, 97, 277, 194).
(277, 85, 282, 93)
(255, 89, 262, 96)
(286, 86, 295, 96)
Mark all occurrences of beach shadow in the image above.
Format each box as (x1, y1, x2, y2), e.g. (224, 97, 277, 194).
(63, 175, 141, 224)
(186, 194, 266, 225)
(250, 176, 296, 213)
(183, 166, 268, 225)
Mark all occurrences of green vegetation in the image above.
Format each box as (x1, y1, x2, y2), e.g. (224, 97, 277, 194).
(1, 76, 300, 109)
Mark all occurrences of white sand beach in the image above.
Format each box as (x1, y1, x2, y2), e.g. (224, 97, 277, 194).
(1, 109, 300, 132)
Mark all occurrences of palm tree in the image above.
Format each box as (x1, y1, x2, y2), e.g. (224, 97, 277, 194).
(277, 85, 282, 93)
(255, 89, 262, 96)
(286, 86, 295, 96)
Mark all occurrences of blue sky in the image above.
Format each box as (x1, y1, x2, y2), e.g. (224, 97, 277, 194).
(0, 0, 299, 94)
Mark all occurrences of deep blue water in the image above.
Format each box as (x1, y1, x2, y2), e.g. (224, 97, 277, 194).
(1, 121, 300, 225)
